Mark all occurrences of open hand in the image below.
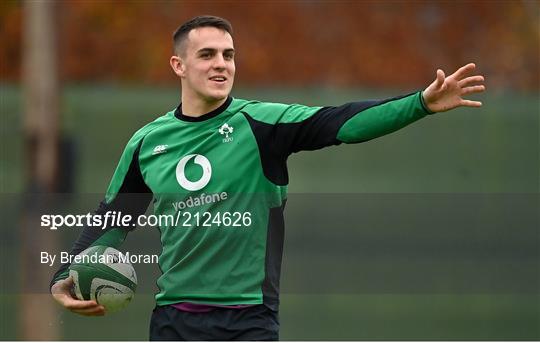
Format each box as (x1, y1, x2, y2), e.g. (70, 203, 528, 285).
(422, 63, 485, 113)
(51, 276, 106, 316)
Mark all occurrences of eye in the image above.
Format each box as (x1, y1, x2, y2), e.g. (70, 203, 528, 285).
(224, 53, 234, 60)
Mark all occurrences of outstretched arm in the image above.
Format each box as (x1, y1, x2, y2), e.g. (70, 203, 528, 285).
(242, 63, 486, 167)
(422, 63, 485, 113)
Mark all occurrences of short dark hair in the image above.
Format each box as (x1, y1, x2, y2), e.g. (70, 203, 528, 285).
(173, 15, 233, 55)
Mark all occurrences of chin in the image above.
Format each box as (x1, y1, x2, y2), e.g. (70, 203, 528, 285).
(206, 90, 230, 102)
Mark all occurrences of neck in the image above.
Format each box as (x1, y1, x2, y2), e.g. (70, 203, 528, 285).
(181, 94, 228, 117)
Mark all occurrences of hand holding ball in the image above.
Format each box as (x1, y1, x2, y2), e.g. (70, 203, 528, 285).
(69, 246, 137, 313)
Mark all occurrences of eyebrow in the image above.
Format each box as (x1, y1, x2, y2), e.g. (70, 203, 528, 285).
(196, 48, 235, 54)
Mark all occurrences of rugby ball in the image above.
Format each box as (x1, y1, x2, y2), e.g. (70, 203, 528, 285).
(69, 245, 137, 313)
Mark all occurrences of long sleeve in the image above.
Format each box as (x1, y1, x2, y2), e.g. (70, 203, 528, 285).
(241, 91, 432, 185)
(336, 91, 433, 143)
(49, 135, 153, 290)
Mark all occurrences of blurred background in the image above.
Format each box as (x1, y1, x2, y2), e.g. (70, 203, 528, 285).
(1, 0, 538, 340)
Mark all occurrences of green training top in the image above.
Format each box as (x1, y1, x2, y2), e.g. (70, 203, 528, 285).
(51, 91, 433, 310)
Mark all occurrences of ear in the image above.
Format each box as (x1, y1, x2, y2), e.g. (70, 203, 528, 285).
(170, 55, 186, 77)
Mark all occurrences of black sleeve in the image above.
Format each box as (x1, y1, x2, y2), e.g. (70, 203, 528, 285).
(241, 93, 414, 185)
(49, 140, 152, 290)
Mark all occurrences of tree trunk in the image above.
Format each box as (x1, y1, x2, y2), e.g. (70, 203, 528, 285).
(20, 0, 60, 339)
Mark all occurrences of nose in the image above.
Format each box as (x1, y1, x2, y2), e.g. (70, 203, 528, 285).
(212, 54, 226, 70)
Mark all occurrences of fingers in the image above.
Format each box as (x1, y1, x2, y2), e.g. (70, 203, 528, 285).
(460, 99, 483, 107)
(51, 277, 107, 316)
(70, 305, 106, 316)
(52, 288, 104, 309)
(53, 293, 107, 316)
(63, 298, 101, 310)
(451, 63, 476, 80)
(461, 85, 486, 95)
(458, 75, 484, 87)
(435, 69, 445, 89)
(64, 298, 106, 316)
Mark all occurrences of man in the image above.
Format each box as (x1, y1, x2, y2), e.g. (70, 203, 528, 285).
(51, 15, 485, 340)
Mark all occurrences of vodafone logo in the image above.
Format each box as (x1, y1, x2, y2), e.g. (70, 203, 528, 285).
(176, 154, 212, 191)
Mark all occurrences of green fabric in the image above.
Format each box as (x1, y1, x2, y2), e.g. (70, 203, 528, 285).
(337, 92, 430, 143)
(55, 229, 128, 284)
(105, 115, 172, 204)
(241, 100, 322, 124)
(64, 93, 431, 305)
(419, 91, 435, 114)
(115, 102, 281, 305)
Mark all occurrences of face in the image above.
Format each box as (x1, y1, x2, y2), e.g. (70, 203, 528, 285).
(171, 27, 235, 104)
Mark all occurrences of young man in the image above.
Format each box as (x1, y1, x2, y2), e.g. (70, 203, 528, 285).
(51, 15, 485, 340)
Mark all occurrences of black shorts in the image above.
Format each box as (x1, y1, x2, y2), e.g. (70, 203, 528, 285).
(149, 304, 279, 341)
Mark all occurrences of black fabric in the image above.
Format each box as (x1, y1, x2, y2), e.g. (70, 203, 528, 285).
(49, 140, 152, 290)
(149, 305, 279, 341)
(242, 92, 414, 186)
(261, 202, 286, 312)
(242, 113, 289, 185)
(174, 96, 232, 122)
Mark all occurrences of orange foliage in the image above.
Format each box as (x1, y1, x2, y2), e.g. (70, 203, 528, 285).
(1, 1, 538, 90)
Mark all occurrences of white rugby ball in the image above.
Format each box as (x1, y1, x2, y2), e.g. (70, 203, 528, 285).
(69, 245, 137, 313)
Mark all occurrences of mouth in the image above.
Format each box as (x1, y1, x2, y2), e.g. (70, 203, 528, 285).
(209, 75, 227, 84)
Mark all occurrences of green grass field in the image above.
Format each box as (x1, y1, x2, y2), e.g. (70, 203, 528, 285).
(1, 84, 538, 340)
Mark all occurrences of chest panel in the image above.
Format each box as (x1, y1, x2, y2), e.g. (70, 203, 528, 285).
(139, 113, 271, 202)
